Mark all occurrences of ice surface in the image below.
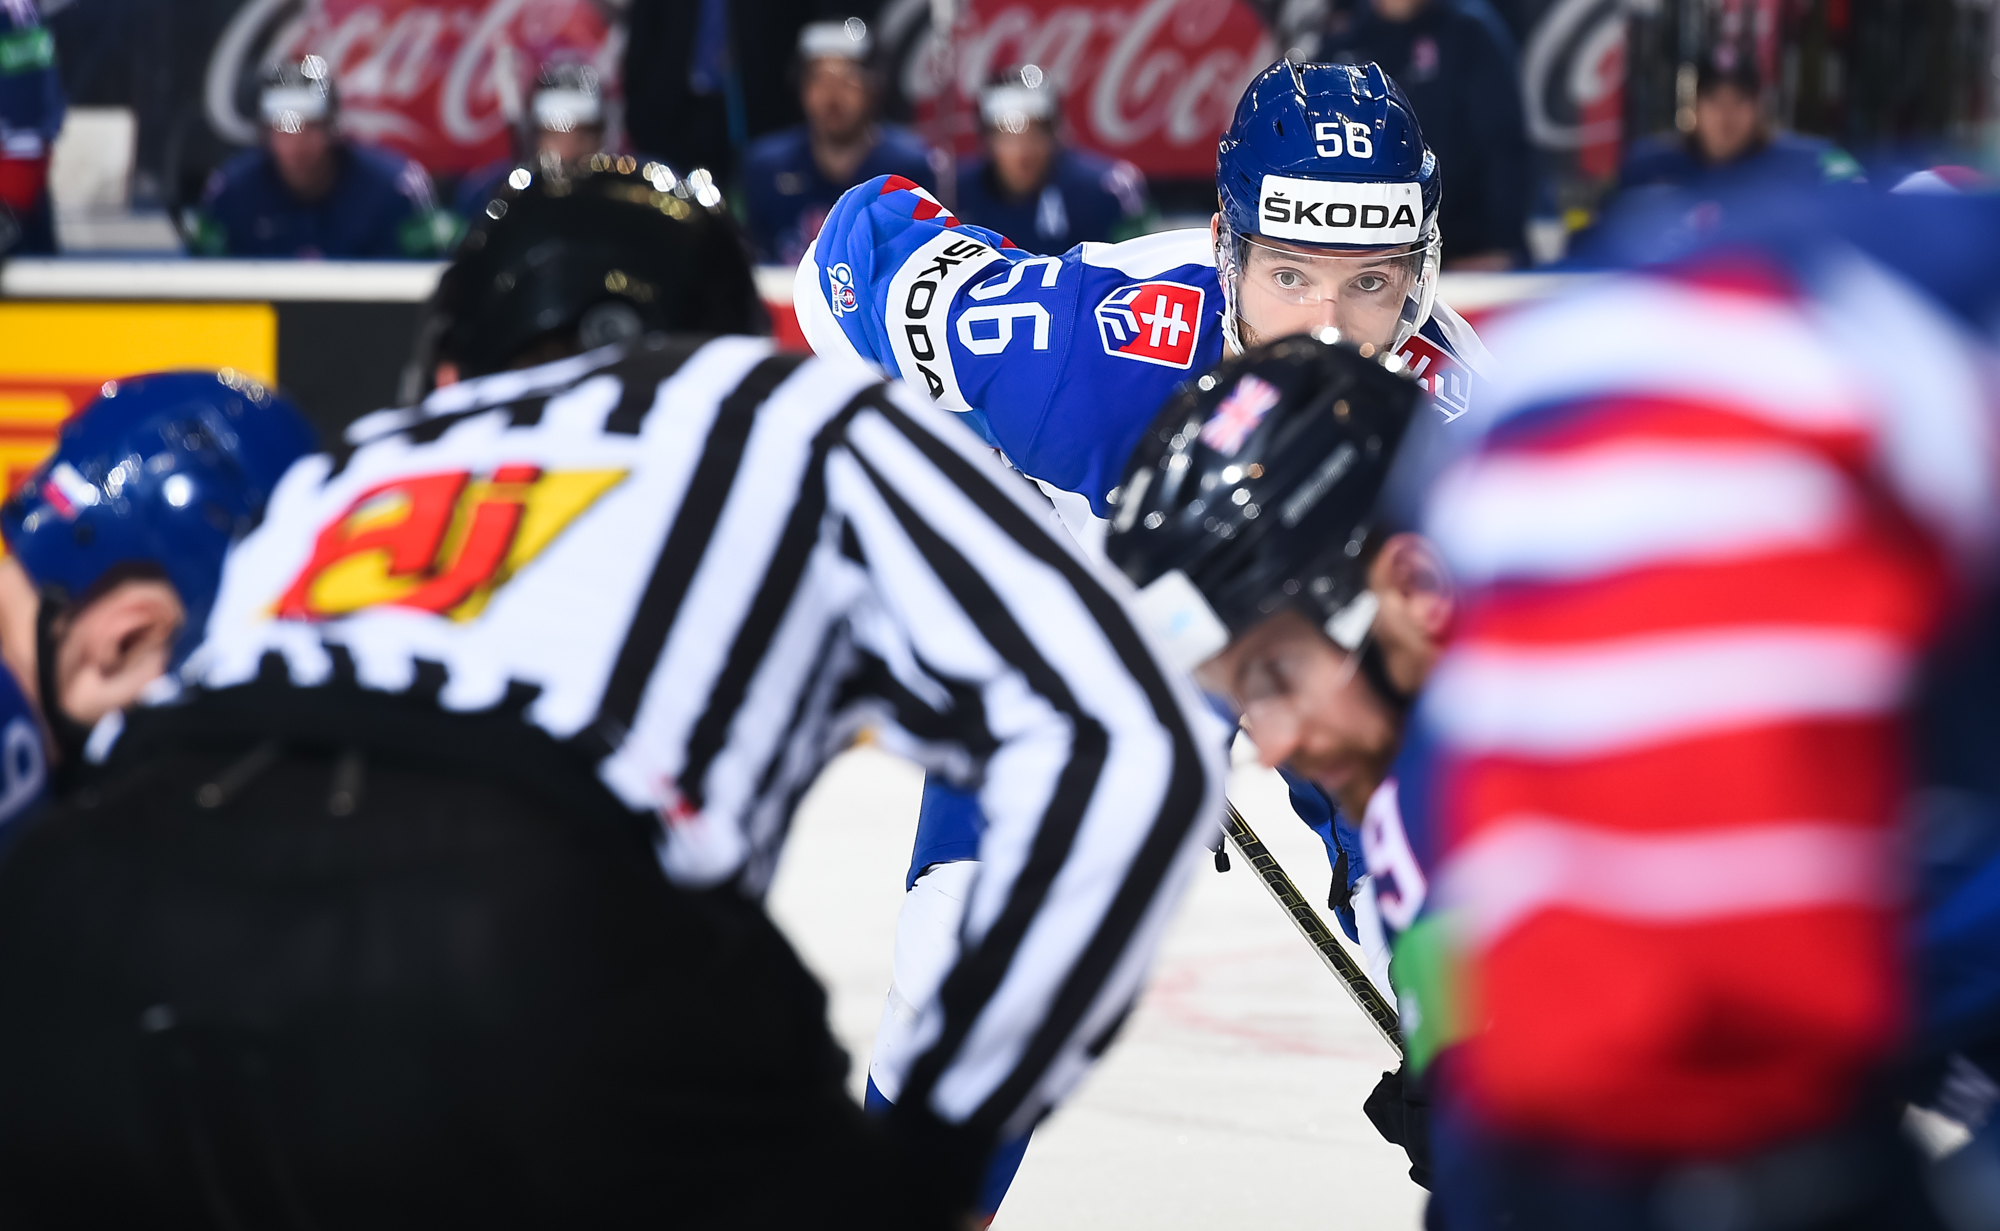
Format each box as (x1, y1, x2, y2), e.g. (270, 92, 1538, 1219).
(766, 745, 1425, 1230)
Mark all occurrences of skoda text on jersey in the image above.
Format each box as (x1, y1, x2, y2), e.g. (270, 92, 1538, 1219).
(795, 175, 1490, 516)
(170, 335, 1227, 1143)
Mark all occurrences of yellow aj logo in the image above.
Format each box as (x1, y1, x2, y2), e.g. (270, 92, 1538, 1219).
(275, 464, 626, 622)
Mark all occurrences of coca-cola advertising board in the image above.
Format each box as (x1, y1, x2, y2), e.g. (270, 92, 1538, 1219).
(903, 0, 1276, 179)
(1519, 0, 1626, 181)
(204, 0, 622, 176)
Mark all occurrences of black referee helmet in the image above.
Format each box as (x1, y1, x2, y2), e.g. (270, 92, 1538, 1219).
(423, 158, 764, 382)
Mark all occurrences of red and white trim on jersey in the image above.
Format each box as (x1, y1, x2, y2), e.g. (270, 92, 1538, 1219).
(1421, 256, 2000, 1155)
(1398, 302, 1490, 424)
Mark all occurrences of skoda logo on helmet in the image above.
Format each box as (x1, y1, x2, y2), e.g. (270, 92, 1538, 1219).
(1256, 175, 1422, 246)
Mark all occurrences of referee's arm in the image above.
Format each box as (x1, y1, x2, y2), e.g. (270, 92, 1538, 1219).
(826, 381, 1227, 1190)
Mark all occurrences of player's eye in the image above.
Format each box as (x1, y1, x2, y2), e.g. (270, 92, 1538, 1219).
(1351, 273, 1389, 294)
(1272, 268, 1306, 291)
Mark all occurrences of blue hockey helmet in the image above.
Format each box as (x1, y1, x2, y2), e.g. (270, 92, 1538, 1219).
(1215, 61, 1443, 353)
(1, 370, 317, 658)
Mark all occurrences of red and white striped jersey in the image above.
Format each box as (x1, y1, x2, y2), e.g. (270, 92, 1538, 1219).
(1420, 255, 2000, 1154)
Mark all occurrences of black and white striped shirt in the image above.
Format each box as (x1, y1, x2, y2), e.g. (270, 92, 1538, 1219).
(174, 334, 1226, 1142)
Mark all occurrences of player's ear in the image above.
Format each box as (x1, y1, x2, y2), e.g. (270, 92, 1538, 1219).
(54, 579, 185, 727)
(1371, 532, 1454, 643)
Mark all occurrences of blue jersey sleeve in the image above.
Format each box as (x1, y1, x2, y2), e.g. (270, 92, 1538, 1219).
(0, 663, 46, 850)
(1279, 766, 1366, 943)
(798, 175, 1225, 513)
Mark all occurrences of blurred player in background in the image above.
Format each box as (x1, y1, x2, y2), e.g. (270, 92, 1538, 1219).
(0, 0, 63, 255)
(950, 66, 1155, 250)
(1410, 190, 2000, 1229)
(740, 17, 939, 266)
(453, 63, 610, 219)
(0, 162, 1224, 1230)
(188, 58, 447, 259)
(1618, 46, 1863, 197)
(799, 56, 1489, 1217)
(0, 372, 314, 847)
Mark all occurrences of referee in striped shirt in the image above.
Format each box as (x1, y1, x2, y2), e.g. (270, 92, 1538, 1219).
(0, 164, 1225, 1229)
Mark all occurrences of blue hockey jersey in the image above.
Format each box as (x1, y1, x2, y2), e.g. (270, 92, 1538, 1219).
(0, 662, 45, 848)
(798, 174, 1489, 516)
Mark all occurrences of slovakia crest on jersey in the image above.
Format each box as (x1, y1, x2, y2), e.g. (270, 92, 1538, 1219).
(1396, 333, 1472, 423)
(1095, 281, 1205, 369)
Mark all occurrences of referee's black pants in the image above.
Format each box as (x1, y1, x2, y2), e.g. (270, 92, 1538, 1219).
(0, 740, 946, 1230)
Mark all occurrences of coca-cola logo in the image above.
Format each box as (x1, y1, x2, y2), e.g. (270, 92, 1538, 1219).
(1521, 0, 1625, 171)
(204, 0, 620, 174)
(899, 0, 1274, 179)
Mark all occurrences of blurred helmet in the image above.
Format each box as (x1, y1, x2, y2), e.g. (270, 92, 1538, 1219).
(1104, 336, 1418, 672)
(1695, 44, 1761, 96)
(425, 160, 761, 380)
(980, 64, 1057, 133)
(261, 56, 338, 132)
(798, 17, 872, 63)
(1, 370, 317, 656)
(533, 62, 602, 133)
(1215, 61, 1442, 354)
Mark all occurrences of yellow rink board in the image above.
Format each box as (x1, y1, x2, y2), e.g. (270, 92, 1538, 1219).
(0, 302, 277, 381)
(0, 302, 279, 521)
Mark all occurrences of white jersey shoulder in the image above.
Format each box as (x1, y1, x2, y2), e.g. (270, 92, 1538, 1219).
(1426, 300, 1495, 378)
(1077, 227, 1217, 278)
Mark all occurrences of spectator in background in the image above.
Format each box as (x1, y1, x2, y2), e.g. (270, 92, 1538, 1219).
(952, 65, 1154, 250)
(188, 58, 445, 259)
(1618, 51, 1862, 194)
(0, 0, 63, 255)
(454, 63, 608, 218)
(739, 18, 937, 267)
(1325, 5, 1529, 269)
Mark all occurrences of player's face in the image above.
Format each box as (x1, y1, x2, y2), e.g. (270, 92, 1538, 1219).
(988, 122, 1057, 197)
(536, 124, 603, 168)
(1694, 84, 1763, 165)
(1194, 607, 1400, 815)
(267, 119, 339, 202)
(802, 58, 872, 144)
(1236, 235, 1418, 354)
(0, 557, 185, 750)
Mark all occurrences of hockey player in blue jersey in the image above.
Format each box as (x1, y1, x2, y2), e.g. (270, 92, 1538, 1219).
(190, 60, 445, 259)
(799, 59, 1488, 517)
(0, 372, 314, 844)
(798, 56, 1491, 1218)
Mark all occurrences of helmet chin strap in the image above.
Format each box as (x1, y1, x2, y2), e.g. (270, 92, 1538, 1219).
(1215, 226, 1247, 358)
(1357, 637, 1414, 716)
(35, 590, 96, 769)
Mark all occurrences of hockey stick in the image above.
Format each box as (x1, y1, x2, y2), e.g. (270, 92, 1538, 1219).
(1222, 802, 1405, 1056)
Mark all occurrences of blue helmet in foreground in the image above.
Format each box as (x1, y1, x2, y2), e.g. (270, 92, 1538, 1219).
(2, 370, 316, 657)
(1215, 61, 1443, 353)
